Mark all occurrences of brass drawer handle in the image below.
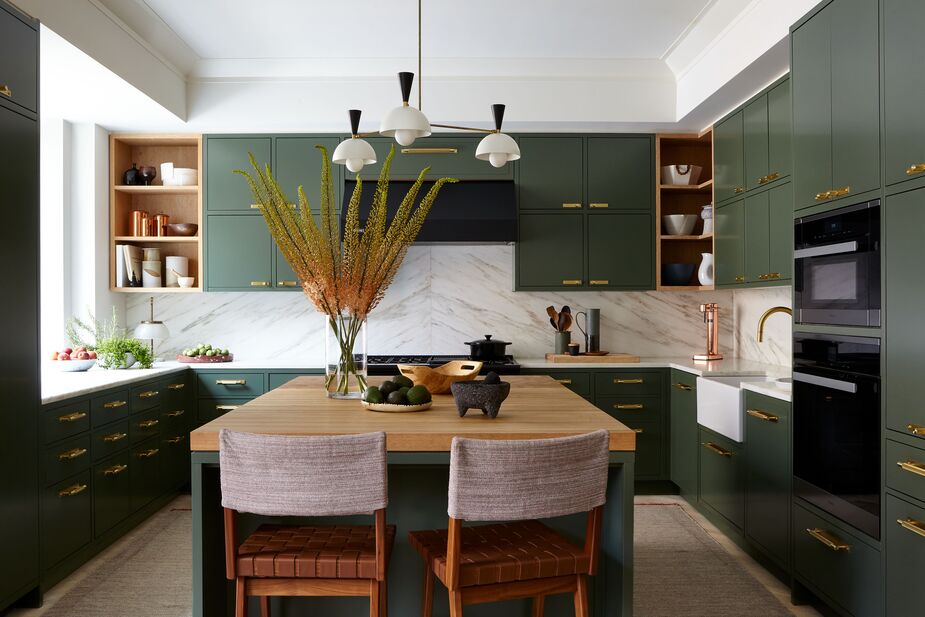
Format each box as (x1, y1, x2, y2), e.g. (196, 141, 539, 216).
(58, 411, 87, 423)
(735, 275, 745, 283)
(757, 273, 769, 280)
(614, 403, 644, 410)
(555, 379, 572, 385)
(614, 378, 643, 385)
(0, 84, 11, 97)
(277, 280, 299, 287)
(216, 405, 239, 411)
(815, 190, 833, 201)
(216, 379, 246, 386)
(165, 409, 186, 418)
(138, 390, 159, 399)
(746, 409, 780, 423)
(589, 280, 609, 286)
(757, 175, 769, 185)
(805, 527, 850, 552)
(734, 186, 745, 194)
(589, 203, 609, 209)
(58, 447, 88, 461)
(138, 419, 159, 429)
(703, 442, 733, 457)
(250, 203, 295, 209)
(400, 147, 457, 154)
(633, 428, 644, 434)
(906, 163, 925, 176)
(136, 448, 160, 458)
(561, 279, 582, 285)
(103, 400, 127, 409)
(908, 423, 925, 437)
(897, 460, 925, 478)
(103, 464, 128, 476)
(897, 518, 925, 539)
(830, 186, 851, 198)
(167, 383, 185, 390)
(766, 272, 781, 280)
(765, 172, 780, 183)
(58, 483, 88, 498)
(250, 281, 270, 287)
(103, 432, 128, 443)
(672, 383, 693, 391)
(561, 203, 582, 209)
(166, 435, 187, 444)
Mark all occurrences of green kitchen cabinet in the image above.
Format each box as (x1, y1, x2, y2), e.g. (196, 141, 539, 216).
(743, 182, 792, 284)
(274, 136, 341, 208)
(744, 392, 791, 572)
(883, 0, 925, 187)
(130, 439, 162, 511)
(517, 213, 584, 289)
(744, 98, 770, 193)
(93, 453, 131, 537)
(714, 111, 745, 203)
(744, 192, 771, 283)
(885, 494, 925, 617)
(41, 472, 92, 568)
(345, 136, 512, 181)
(586, 213, 653, 290)
(518, 136, 584, 210)
(0, 3, 37, 114)
(744, 78, 792, 192)
(206, 215, 272, 290)
(767, 79, 792, 184)
(699, 428, 745, 531)
(586, 136, 652, 210)
(669, 371, 698, 501)
(715, 200, 745, 286)
(206, 137, 272, 212)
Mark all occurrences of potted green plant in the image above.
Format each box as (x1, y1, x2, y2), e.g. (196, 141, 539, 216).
(66, 308, 153, 369)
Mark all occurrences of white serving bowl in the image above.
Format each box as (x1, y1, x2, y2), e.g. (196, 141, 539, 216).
(54, 359, 96, 372)
(163, 168, 198, 186)
(177, 276, 195, 288)
(662, 214, 699, 236)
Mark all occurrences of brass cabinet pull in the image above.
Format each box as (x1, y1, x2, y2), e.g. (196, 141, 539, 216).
(58, 447, 88, 461)
(897, 460, 925, 478)
(735, 275, 745, 283)
(103, 400, 127, 409)
(138, 419, 159, 429)
(58, 483, 88, 498)
(561, 279, 582, 285)
(589, 280, 609, 286)
(103, 464, 128, 476)
(277, 280, 298, 287)
(216, 405, 239, 411)
(703, 442, 733, 457)
(0, 84, 11, 97)
(765, 172, 780, 183)
(907, 423, 925, 437)
(250, 281, 270, 287)
(614, 403, 644, 410)
(672, 383, 693, 391)
(766, 272, 781, 280)
(216, 379, 246, 386)
(757, 175, 769, 185)
(103, 432, 127, 443)
(165, 409, 185, 418)
(250, 203, 295, 209)
(831, 186, 851, 198)
(805, 527, 851, 552)
(633, 428, 644, 434)
(815, 190, 833, 201)
(400, 147, 457, 154)
(906, 163, 925, 176)
(589, 203, 609, 209)
(757, 273, 769, 280)
(561, 203, 582, 209)
(166, 435, 187, 444)
(555, 379, 573, 385)
(167, 383, 185, 390)
(897, 518, 925, 539)
(58, 411, 87, 423)
(746, 409, 780, 423)
(734, 186, 745, 194)
(614, 378, 643, 385)
(138, 390, 159, 399)
(136, 448, 160, 458)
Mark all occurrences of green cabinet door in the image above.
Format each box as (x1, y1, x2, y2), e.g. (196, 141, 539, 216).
(886, 494, 925, 617)
(884, 0, 925, 187)
(93, 453, 131, 537)
(768, 182, 793, 281)
(744, 392, 791, 571)
(587, 213, 653, 290)
(586, 136, 652, 211)
(669, 371, 698, 501)
(830, 0, 880, 200)
(714, 111, 745, 203)
(517, 213, 584, 288)
(206, 137, 272, 211)
(744, 95, 769, 192)
(767, 78, 792, 182)
(130, 439, 162, 511)
(885, 187, 925, 441)
(792, 9, 833, 210)
(42, 472, 92, 567)
(715, 200, 745, 285)
(518, 137, 584, 210)
(206, 215, 272, 290)
(744, 191, 770, 283)
(275, 136, 341, 210)
(699, 428, 744, 530)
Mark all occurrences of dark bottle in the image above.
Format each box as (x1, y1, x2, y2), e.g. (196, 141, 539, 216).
(123, 163, 139, 186)
(138, 166, 157, 186)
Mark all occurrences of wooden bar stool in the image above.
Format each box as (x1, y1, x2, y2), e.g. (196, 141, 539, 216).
(219, 429, 393, 617)
(408, 429, 609, 617)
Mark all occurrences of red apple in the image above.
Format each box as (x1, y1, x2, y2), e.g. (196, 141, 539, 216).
(51, 351, 59, 360)
(87, 350, 97, 359)
(76, 351, 90, 360)
(58, 352, 71, 361)
(61, 347, 73, 355)
(74, 346, 86, 353)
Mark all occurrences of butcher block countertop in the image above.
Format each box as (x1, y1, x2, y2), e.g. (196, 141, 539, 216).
(190, 375, 636, 452)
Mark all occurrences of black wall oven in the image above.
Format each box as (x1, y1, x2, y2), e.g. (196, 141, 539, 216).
(793, 333, 881, 539)
(794, 199, 880, 327)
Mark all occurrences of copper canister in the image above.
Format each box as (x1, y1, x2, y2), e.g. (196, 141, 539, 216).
(131, 210, 147, 236)
(155, 214, 169, 237)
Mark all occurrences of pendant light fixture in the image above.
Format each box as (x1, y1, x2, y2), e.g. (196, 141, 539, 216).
(332, 0, 520, 171)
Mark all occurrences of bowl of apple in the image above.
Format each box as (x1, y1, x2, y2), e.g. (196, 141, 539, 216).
(51, 346, 97, 372)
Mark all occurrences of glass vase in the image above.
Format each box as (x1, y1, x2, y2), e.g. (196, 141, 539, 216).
(325, 311, 368, 399)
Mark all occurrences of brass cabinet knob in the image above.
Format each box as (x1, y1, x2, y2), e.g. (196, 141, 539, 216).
(735, 275, 745, 283)
(734, 186, 745, 194)
(136, 448, 160, 459)
(165, 409, 185, 417)
(166, 435, 187, 444)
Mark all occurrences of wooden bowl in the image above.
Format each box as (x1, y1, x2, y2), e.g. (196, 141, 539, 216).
(164, 223, 199, 236)
(396, 360, 483, 394)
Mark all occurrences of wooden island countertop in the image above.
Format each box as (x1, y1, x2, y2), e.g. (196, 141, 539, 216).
(190, 375, 636, 452)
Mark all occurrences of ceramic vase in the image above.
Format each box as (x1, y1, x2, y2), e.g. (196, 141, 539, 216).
(554, 331, 571, 354)
(698, 252, 715, 286)
(325, 311, 368, 399)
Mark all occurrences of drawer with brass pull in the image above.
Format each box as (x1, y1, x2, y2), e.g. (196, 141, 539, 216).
(92, 419, 131, 461)
(130, 411, 162, 444)
(618, 419, 662, 478)
(91, 389, 130, 427)
(42, 471, 93, 567)
(887, 439, 925, 505)
(130, 383, 161, 412)
(43, 401, 90, 444)
(93, 451, 132, 536)
(539, 371, 591, 397)
(199, 398, 252, 424)
(161, 407, 189, 433)
(43, 435, 92, 486)
(595, 370, 662, 396)
(596, 395, 663, 423)
(197, 372, 266, 398)
(886, 494, 925, 616)
(0, 8, 38, 113)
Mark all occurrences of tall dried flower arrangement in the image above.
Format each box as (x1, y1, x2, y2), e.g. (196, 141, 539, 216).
(237, 145, 456, 397)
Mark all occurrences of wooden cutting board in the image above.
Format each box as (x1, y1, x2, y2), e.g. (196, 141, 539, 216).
(544, 353, 640, 364)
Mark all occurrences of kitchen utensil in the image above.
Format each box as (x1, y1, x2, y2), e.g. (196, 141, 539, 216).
(464, 335, 511, 361)
(576, 308, 601, 352)
(554, 331, 571, 354)
(177, 276, 195, 288)
(54, 358, 96, 372)
(362, 401, 432, 413)
(544, 352, 640, 363)
(163, 223, 198, 236)
(155, 213, 170, 237)
(660, 164, 703, 185)
(138, 166, 157, 186)
(557, 311, 572, 333)
(661, 263, 696, 286)
(561, 305, 571, 314)
(123, 163, 139, 186)
(546, 306, 559, 331)
(662, 214, 698, 236)
(451, 380, 511, 418)
(549, 317, 559, 331)
(397, 360, 482, 394)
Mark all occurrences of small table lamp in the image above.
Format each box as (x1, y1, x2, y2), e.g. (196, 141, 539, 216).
(134, 297, 170, 360)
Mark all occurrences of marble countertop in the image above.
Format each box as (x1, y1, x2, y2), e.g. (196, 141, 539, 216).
(741, 380, 792, 402)
(42, 363, 188, 405)
(518, 356, 791, 379)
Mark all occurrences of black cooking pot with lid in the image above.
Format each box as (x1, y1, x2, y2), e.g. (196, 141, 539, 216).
(464, 335, 511, 360)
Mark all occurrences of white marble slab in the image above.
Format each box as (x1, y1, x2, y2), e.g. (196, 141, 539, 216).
(518, 356, 790, 378)
(42, 363, 188, 405)
(742, 381, 792, 402)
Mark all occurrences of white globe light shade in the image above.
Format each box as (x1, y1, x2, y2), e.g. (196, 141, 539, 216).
(475, 132, 521, 168)
(332, 137, 377, 173)
(379, 104, 431, 145)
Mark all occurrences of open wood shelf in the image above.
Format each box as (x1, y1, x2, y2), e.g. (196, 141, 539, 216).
(114, 185, 198, 194)
(110, 287, 200, 294)
(660, 233, 713, 241)
(659, 179, 713, 191)
(113, 236, 199, 243)
(656, 285, 714, 292)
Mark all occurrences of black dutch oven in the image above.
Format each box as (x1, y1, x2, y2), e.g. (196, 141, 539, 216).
(464, 335, 511, 361)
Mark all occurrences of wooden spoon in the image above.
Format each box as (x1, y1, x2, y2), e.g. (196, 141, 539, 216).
(546, 306, 560, 331)
(550, 317, 560, 331)
(558, 311, 573, 332)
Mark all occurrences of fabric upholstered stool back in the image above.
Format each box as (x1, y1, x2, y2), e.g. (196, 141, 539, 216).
(219, 429, 388, 517)
(448, 429, 609, 522)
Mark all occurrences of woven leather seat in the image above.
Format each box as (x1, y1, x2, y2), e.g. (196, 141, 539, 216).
(238, 524, 396, 579)
(408, 520, 589, 588)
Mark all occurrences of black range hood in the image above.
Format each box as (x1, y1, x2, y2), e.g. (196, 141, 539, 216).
(341, 180, 516, 243)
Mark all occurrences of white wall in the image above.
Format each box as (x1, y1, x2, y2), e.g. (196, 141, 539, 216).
(39, 118, 70, 353)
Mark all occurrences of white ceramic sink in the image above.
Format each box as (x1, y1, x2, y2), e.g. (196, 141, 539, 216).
(696, 375, 776, 442)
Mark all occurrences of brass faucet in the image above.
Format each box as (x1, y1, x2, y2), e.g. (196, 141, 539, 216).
(757, 306, 792, 342)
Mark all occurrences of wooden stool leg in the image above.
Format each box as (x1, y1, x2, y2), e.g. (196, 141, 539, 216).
(532, 594, 545, 616)
(379, 579, 388, 617)
(449, 590, 463, 617)
(234, 577, 246, 617)
(370, 580, 380, 617)
(573, 574, 589, 617)
(422, 568, 434, 617)
(259, 596, 270, 617)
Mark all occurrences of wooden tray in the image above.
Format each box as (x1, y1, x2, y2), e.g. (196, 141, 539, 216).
(361, 401, 432, 413)
(544, 353, 640, 364)
(177, 353, 234, 363)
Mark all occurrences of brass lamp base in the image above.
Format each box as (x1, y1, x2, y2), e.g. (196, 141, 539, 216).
(693, 353, 724, 361)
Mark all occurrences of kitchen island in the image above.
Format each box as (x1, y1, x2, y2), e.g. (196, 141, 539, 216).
(190, 375, 636, 617)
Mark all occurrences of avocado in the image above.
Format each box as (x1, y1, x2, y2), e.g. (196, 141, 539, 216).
(406, 385, 432, 405)
(483, 371, 501, 385)
(393, 374, 414, 389)
(363, 386, 384, 404)
(387, 390, 408, 405)
(397, 386, 410, 399)
(379, 381, 398, 395)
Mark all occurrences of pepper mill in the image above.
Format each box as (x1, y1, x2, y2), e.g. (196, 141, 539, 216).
(693, 303, 723, 361)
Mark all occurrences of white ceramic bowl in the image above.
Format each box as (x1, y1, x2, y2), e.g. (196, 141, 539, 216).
(54, 358, 96, 372)
(177, 276, 195, 288)
(163, 168, 198, 186)
(662, 214, 698, 236)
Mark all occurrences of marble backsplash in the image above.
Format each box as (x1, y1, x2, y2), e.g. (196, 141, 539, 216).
(126, 245, 792, 367)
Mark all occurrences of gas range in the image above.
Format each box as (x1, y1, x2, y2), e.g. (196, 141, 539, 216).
(367, 355, 520, 376)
